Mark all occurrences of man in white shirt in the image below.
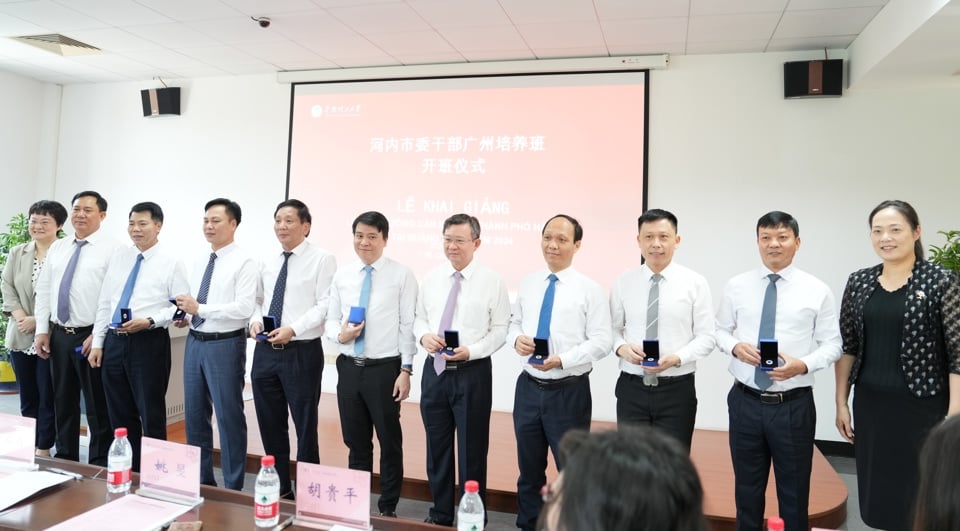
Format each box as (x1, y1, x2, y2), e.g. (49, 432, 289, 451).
(249, 199, 336, 498)
(174, 198, 258, 491)
(508, 214, 612, 531)
(34, 191, 123, 466)
(610, 209, 715, 450)
(716, 211, 842, 531)
(326, 211, 417, 518)
(414, 213, 510, 526)
(88, 202, 189, 472)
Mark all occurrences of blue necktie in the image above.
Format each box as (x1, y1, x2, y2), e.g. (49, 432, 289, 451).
(536, 274, 558, 339)
(192, 252, 217, 328)
(268, 252, 292, 324)
(755, 273, 781, 390)
(112, 254, 143, 324)
(354, 265, 373, 355)
(56, 239, 87, 324)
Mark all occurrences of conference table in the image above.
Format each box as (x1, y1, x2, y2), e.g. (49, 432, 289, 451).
(0, 457, 444, 531)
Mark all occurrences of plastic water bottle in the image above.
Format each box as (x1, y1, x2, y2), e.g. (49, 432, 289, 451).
(457, 480, 485, 531)
(254, 455, 280, 527)
(106, 427, 132, 493)
(766, 516, 785, 531)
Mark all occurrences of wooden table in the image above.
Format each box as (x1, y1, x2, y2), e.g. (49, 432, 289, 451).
(0, 457, 445, 531)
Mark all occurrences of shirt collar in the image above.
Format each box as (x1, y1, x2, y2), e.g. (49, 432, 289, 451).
(642, 262, 675, 281)
(547, 266, 575, 282)
(212, 242, 237, 259)
(359, 256, 387, 273)
(444, 259, 476, 280)
(760, 263, 796, 281)
(283, 239, 309, 257)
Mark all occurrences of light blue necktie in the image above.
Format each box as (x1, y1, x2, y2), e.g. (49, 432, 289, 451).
(112, 254, 143, 324)
(536, 274, 558, 339)
(354, 265, 373, 355)
(755, 273, 781, 390)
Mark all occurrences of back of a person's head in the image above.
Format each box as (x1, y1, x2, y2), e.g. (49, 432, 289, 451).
(553, 426, 708, 531)
(914, 416, 960, 531)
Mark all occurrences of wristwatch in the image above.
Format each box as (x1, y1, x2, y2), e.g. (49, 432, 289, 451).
(147, 317, 156, 329)
(401, 364, 413, 376)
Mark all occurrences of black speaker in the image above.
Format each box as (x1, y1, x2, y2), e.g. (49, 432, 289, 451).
(783, 60, 842, 99)
(140, 87, 181, 117)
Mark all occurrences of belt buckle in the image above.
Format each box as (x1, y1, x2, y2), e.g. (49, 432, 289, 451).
(351, 356, 366, 367)
(445, 361, 460, 371)
(759, 392, 783, 404)
(271, 343, 285, 351)
(64, 326, 77, 334)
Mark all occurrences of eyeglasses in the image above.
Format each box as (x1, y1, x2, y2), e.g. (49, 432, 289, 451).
(442, 237, 475, 246)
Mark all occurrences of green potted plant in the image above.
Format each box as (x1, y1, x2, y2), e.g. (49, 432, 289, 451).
(929, 230, 960, 277)
(0, 213, 31, 393)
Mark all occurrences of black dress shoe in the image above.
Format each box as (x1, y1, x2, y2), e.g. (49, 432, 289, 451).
(424, 516, 453, 526)
(380, 510, 397, 517)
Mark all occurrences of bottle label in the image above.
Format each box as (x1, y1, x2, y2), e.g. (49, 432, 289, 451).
(255, 500, 279, 519)
(107, 468, 130, 485)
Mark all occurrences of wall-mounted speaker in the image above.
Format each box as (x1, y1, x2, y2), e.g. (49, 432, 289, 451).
(140, 87, 181, 117)
(784, 60, 842, 99)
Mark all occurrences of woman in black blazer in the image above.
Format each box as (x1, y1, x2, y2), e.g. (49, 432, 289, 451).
(835, 200, 960, 531)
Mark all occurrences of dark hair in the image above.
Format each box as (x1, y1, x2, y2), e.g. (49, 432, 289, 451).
(353, 211, 389, 240)
(130, 201, 163, 223)
(28, 200, 68, 228)
(72, 191, 107, 212)
(205, 198, 242, 225)
(274, 199, 311, 224)
(756, 211, 799, 238)
(543, 426, 708, 531)
(543, 214, 583, 243)
(870, 199, 924, 262)
(443, 213, 480, 240)
(913, 415, 960, 531)
(638, 208, 678, 233)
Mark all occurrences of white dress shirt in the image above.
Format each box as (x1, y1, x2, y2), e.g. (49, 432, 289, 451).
(254, 240, 336, 341)
(716, 264, 843, 391)
(91, 242, 190, 348)
(190, 243, 259, 333)
(326, 256, 418, 365)
(610, 262, 716, 377)
(507, 267, 612, 378)
(414, 260, 510, 360)
(35, 229, 123, 332)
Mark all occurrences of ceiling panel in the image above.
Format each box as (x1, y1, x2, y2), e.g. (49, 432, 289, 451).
(0, 0, 107, 31)
(499, 0, 597, 24)
(50, 0, 172, 26)
(690, 0, 788, 16)
(774, 7, 882, 39)
(408, 0, 511, 28)
(688, 12, 781, 41)
(602, 17, 688, 46)
(595, 0, 691, 20)
(328, 3, 430, 34)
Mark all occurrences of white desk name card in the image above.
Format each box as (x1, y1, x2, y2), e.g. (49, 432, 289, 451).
(295, 462, 372, 531)
(137, 437, 203, 505)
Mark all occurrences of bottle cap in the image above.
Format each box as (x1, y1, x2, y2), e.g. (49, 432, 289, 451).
(767, 517, 785, 531)
(464, 480, 479, 493)
(262, 455, 275, 467)
(115, 427, 127, 438)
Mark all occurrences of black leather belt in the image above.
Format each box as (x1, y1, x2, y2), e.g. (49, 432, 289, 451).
(735, 381, 811, 404)
(340, 354, 400, 367)
(524, 370, 590, 390)
(189, 328, 245, 341)
(623, 372, 694, 386)
(431, 356, 488, 371)
(50, 323, 93, 335)
(109, 326, 165, 336)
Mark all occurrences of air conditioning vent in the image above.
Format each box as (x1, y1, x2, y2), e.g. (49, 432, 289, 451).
(11, 34, 101, 56)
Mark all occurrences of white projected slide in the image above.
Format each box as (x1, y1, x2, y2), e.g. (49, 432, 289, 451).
(288, 72, 647, 290)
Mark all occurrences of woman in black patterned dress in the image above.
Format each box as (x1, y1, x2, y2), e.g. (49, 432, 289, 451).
(835, 200, 960, 531)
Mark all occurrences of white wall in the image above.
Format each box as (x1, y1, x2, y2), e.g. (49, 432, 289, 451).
(0, 70, 60, 224)
(51, 51, 960, 442)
